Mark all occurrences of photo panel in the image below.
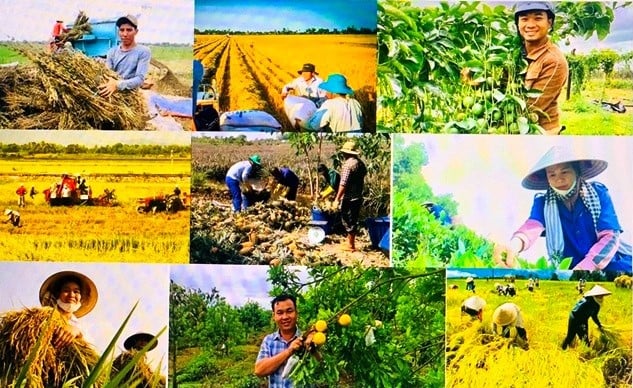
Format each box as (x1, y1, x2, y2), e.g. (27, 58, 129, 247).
(377, 1, 633, 135)
(0, 131, 191, 263)
(0, 261, 170, 386)
(193, 0, 378, 132)
(446, 268, 632, 387)
(0, 0, 194, 130)
(392, 134, 632, 272)
(170, 264, 445, 387)
(190, 132, 390, 266)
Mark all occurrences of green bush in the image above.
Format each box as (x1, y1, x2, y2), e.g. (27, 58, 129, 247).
(176, 351, 220, 383)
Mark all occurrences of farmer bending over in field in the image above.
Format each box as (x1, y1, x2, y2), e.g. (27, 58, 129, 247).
(270, 167, 300, 201)
(112, 332, 165, 387)
(99, 14, 151, 98)
(255, 294, 309, 387)
(281, 63, 326, 105)
(562, 285, 611, 349)
(461, 296, 486, 321)
(465, 277, 476, 293)
(318, 163, 340, 199)
(334, 141, 367, 252)
(225, 155, 263, 212)
(494, 146, 632, 272)
(3, 208, 21, 227)
(303, 74, 363, 133)
(513, 2, 568, 134)
(492, 302, 528, 343)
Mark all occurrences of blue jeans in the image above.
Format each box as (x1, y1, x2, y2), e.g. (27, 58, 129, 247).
(225, 177, 248, 212)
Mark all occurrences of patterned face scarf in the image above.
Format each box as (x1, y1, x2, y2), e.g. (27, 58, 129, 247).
(543, 178, 601, 263)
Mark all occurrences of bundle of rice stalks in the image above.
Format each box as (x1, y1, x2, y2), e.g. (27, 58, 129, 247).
(0, 44, 147, 130)
(580, 326, 623, 360)
(602, 349, 632, 387)
(112, 350, 166, 388)
(0, 306, 102, 387)
(58, 11, 92, 43)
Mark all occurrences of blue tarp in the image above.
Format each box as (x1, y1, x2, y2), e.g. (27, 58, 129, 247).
(147, 92, 192, 118)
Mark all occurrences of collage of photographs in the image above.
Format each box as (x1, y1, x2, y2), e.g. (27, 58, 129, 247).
(0, 0, 631, 387)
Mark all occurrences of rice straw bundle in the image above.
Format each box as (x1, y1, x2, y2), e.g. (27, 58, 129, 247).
(112, 350, 166, 388)
(0, 306, 102, 387)
(58, 11, 92, 43)
(0, 44, 147, 130)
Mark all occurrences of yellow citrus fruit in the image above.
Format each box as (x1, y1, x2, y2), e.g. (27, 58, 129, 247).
(313, 332, 326, 346)
(315, 320, 327, 332)
(338, 314, 352, 327)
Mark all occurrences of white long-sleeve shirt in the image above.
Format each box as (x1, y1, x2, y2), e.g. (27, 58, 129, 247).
(282, 75, 326, 101)
(307, 96, 363, 132)
(226, 160, 253, 183)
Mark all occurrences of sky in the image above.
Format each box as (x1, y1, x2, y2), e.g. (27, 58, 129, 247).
(397, 134, 633, 265)
(194, 0, 377, 32)
(170, 264, 310, 309)
(0, 0, 193, 44)
(0, 262, 170, 375)
(0, 131, 191, 147)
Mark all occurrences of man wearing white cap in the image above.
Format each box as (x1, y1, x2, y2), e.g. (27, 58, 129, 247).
(561, 285, 610, 349)
(492, 302, 528, 342)
(99, 14, 151, 97)
(461, 296, 486, 321)
(496, 146, 631, 272)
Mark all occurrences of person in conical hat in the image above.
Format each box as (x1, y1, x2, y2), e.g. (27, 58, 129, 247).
(465, 276, 476, 293)
(461, 296, 486, 321)
(492, 302, 528, 341)
(112, 332, 165, 387)
(495, 146, 631, 272)
(39, 270, 98, 348)
(562, 285, 611, 349)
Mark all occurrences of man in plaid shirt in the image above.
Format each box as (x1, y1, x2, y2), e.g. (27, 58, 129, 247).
(334, 140, 367, 252)
(255, 294, 304, 387)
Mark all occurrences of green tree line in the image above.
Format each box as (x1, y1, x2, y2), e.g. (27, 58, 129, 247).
(0, 142, 191, 157)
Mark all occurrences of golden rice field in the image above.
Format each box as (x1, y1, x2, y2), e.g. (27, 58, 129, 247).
(0, 157, 191, 263)
(193, 34, 377, 131)
(446, 279, 632, 387)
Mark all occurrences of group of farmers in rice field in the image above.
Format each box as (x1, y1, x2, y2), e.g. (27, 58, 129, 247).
(0, 270, 165, 386)
(460, 283, 613, 350)
(225, 139, 367, 252)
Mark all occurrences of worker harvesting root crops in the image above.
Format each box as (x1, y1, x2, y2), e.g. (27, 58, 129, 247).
(0, 270, 101, 387)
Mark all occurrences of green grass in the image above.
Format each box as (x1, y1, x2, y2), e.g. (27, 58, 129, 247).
(0, 45, 27, 64)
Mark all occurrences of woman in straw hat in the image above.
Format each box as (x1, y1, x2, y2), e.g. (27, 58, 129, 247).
(492, 302, 528, 342)
(465, 276, 476, 293)
(0, 270, 100, 387)
(496, 146, 631, 272)
(461, 295, 486, 321)
(334, 140, 367, 252)
(562, 285, 611, 349)
(304, 74, 363, 133)
(112, 332, 165, 387)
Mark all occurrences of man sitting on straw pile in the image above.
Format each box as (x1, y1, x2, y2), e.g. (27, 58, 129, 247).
(561, 285, 610, 350)
(98, 14, 151, 98)
(0, 271, 101, 387)
(112, 332, 165, 387)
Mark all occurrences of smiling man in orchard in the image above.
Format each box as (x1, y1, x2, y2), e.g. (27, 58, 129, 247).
(98, 14, 151, 97)
(514, 2, 568, 135)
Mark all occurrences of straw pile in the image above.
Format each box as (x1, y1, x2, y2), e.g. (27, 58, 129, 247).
(112, 350, 166, 388)
(58, 11, 92, 44)
(0, 306, 102, 388)
(0, 44, 147, 130)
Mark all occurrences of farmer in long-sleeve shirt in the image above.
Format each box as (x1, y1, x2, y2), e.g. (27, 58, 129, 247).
(305, 74, 363, 133)
(225, 155, 262, 212)
(99, 15, 151, 97)
(562, 285, 611, 349)
(270, 167, 300, 201)
(334, 141, 367, 252)
(496, 146, 631, 272)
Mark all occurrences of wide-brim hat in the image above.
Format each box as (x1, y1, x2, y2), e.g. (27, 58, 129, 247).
(298, 63, 317, 74)
(116, 14, 138, 28)
(463, 296, 486, 311)
(319, 74, 354, 95)
(124, 332, 157, 351)
(466, 277, 474, 282)
(584, 285, 612, 297)
(39, 271, 98, 318)
(521, 146, 608, 190)
(249, 154, 262, 165)
(493, 303, 518, 326)
(340, 140, 360, 155)
(4, 209, 12, 215)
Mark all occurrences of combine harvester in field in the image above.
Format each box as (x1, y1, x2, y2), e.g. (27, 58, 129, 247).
(43, 174, 118, 206)
(193, 60, 282, 132)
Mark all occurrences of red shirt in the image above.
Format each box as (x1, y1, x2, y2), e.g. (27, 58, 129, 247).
(16, 186, 27, 196)
(52, 22, 68, 38)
